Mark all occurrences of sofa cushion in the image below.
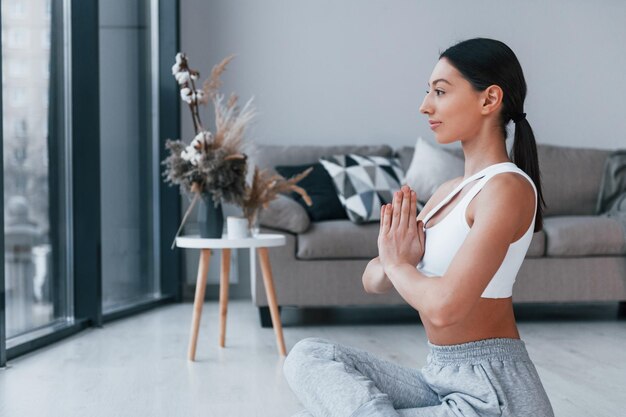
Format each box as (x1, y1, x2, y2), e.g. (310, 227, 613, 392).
(297, 220, 379, 259)
(259, 194, 311, 233)
(297, 219, 547, 260)
(319, 154, 405, 224)
(526, 231, 546, 258)
(537, 144, 611, 216)
(275, 163, 348, 221)
(543, 215, 626, 256)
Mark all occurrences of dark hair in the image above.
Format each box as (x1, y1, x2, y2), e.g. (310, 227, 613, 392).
(439, 37, 545, 232)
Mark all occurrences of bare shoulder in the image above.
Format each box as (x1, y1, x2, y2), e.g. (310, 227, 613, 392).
(473, 172, 536, 233)
(416, 176, 464, 221)
(481, 172, 535, 208)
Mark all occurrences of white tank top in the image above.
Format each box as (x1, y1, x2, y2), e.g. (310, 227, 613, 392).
(416, 162, 537, 299)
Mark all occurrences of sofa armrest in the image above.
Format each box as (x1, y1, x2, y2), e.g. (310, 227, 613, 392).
(259, 194, 311, 234)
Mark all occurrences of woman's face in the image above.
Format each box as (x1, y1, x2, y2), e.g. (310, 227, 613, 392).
(419, 58, 488, 145)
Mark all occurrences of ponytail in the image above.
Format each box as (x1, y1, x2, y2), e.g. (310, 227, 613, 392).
(510, 117, 546, 232)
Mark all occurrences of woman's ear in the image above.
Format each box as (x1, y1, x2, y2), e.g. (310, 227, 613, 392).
(480, 84, 503, 116)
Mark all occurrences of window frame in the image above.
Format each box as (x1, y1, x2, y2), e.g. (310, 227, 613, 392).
(0, 0, 6, 369)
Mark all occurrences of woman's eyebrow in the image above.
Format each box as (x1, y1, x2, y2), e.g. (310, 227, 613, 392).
(427, 78, 452, 87)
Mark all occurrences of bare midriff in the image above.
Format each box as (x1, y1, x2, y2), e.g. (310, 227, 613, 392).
(420, 297, 520, 345)
(416, 174, 532, 346)
(419, 198, 523, 346)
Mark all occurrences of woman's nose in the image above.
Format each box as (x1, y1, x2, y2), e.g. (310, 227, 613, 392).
(419, 95, 431, 115)
(420, 93, 431, 114)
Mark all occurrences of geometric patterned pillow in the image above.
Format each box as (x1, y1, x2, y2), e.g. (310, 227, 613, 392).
(319, 154, 408, 224)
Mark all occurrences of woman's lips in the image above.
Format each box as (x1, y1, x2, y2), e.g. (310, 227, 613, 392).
(429, 122, 442, 130)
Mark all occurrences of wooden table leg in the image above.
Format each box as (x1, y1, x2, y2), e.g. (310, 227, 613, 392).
(257, 247, 287, 356)
(188, 248, 211, 361)
(219, 248, 231, 348)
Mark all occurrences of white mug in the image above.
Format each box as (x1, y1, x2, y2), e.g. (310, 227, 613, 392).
(227, 216, 250, 239)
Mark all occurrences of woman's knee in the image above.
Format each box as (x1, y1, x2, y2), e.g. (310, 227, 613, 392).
(283, 337, 334, 383)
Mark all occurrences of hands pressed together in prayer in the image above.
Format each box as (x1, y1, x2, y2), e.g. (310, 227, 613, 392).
(377, 185, 426, 274)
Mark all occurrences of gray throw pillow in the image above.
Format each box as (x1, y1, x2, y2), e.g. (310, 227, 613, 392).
(259, 194, 311, 233)
(403, 137, 465, 202)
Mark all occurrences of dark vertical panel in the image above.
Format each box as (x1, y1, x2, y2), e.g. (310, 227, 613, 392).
(71, 0, 102, 326)
(0, 0, 7, 368)
(49, 0, 66, 319)
(159, 0, 182, 300)
(137, 0, 152, 305)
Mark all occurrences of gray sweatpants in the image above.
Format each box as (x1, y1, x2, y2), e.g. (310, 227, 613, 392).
(283, 337, 555, 417)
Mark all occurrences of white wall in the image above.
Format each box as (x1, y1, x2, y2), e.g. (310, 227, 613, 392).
(180, 0, 626, 150)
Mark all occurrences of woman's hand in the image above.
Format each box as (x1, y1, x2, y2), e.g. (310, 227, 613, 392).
(377, 185, 426, 274)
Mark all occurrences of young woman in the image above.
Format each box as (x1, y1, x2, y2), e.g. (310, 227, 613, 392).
(282, 38, 556, 417)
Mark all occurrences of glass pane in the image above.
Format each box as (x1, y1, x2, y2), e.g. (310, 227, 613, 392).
(2, 0, 71, 340)
(99, 0, 158, 312)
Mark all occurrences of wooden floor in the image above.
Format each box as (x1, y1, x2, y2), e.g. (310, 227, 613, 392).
(0, 300, 624, 417)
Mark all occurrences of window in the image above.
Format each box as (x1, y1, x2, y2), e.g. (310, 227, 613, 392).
(8, 2, 26, 20)
(99, 0, 160, 313)
(7, 28, 29, 49)
(40, 30, 50, 49)
(13, 119, 27, 137)
(2, 0, 72, 347)
(7, 60, 26, 77)
(10, 88, 26, 107)
(1, 0, 181, 365)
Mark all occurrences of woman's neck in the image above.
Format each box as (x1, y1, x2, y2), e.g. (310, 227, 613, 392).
(460, 134, 510, 178)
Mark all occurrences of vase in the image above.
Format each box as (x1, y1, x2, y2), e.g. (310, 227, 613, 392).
(197, 192, 224, 238)
(250, 208, 262, 236)
(226, 216, 250, 239)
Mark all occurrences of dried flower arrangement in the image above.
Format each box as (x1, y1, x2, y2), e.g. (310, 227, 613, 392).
(162, 53, 251, 207)
(243, 166, 314, 229)
(161, 52, 313, 244)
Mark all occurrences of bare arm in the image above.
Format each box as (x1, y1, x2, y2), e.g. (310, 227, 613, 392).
(362, 256, 394, 294)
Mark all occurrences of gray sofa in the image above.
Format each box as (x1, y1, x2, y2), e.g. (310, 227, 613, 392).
(250, 143, 626, 326)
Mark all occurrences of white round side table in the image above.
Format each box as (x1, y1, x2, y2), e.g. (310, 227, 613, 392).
(176, 233, 287, 360)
